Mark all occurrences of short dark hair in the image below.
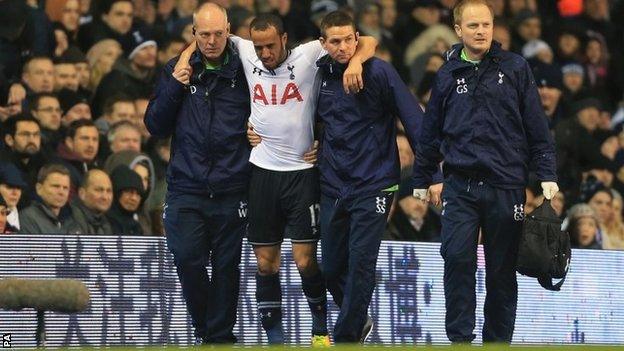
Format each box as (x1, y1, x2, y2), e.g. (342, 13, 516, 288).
(103, 94, 134, 116)
(37, 163, 70, 184)
(250, 13, 285, 35)
(320, 11, 356, 38)
(29, 92, 59, 112)
(66, 119, 97, 139)
(99, 0, 132, 16)
(3, 114, 40, 138)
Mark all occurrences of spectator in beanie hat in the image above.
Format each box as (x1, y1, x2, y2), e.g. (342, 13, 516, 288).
(58, 88, 91, 128)
(0, 163, 26, 232)
(107, 165, 144, 235)
(91, 26, 158, 117)
(532, 61, 564, 127)
(0, 195, 13, 233)
(565, 203, 602, 249)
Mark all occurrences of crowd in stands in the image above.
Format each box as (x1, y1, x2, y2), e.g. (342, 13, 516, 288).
(0, 0, 623, 250)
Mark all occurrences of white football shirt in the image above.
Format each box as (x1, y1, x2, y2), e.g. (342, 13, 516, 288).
(230, 36, 326, 171)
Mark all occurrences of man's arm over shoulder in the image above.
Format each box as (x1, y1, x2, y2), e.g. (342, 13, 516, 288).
(144, 60, 186, 138)
(518, 59, 557, 182)
(229, 35, 257, 59)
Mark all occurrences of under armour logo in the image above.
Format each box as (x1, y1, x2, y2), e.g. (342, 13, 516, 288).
(287, 64, 295, 80)
(252, 67, 263, 76)
(456, 77, 468, 94)
(376, 196, 387, 214)
(513, 204, 525, 221)
(238, 201, 248, 218)
(322, 81, 327, 87)
(498, 72, 505, 84)
(231, 78, 237, 88)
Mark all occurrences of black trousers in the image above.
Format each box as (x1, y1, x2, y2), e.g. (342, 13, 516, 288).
(164, 191, 247, 343)
(440, 173, 525, 343)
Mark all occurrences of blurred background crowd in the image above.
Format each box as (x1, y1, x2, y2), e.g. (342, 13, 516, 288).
(0, 0, 623, 251)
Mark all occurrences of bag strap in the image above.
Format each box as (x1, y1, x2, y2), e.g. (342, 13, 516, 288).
(538, 274, 566, 291)
(537, 256, 571, 291)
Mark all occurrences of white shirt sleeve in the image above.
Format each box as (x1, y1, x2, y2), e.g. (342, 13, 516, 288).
(229, 35, 256, 60)
(293, 40, 327, 65)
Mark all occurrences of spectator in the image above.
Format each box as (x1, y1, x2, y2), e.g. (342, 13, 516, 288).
(384, 181, 441, 242)
(78, 0, 134, 51)
(132, 96, 151, 141)
(0, 115, 49, 198)
(53, 58, 80, 92)
(393, 0, 443, 58)
(0, 163, 25, 232)
(71, 169, 113, 234)
(95, 94, 136, 136)
(229, 6, 255, 40)
(29, 93, 63, 153)
(57, 119, 100, 194)
(19, 163, 78, 234)
(522, 39, 553, 64)
(601, 190, 624, 250)
(107, 120, 142, 154)
(59, 46, 91, 95)
(0, 196, 11, 233)
(583, 32, 612, 107)
(91, 26, 158, 117)
(103, 149, 156, 234)
(107, 165, 144, 235)
(532, 62, 564, 127)
(46, 0, 81, 53)
(511, 10, 541, 53)
(555, 98, 614, 203)
(566, 203, 602, 249)
(86, 39, 122, 92)
(157, 37, 186, 66)
(21, 56, 55, 96)
(144, 137, 169, 235)
(554, 26, 584, 63)
(561, 62, 587, 104)
(58, 88, 91, 128)
(492, 19, 511, 51)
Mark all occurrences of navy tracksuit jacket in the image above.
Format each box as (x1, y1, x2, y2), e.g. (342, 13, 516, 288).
(315, 55, 426, 342)
(144, 42, 251, 343)
(414, 42, 557, 343)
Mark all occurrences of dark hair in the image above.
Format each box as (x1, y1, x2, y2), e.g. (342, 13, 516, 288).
(159, 36, 186, 52)
(250, 13, 285, 35)
(37, 163, 70, 184)
(3, 114, 40, 138)
(319, 11, 356, 38)
(103, 94, 134, 116)
(66, 119, 97, 139)
(99, 0, 133, 16)
(29, 92, 59, 112)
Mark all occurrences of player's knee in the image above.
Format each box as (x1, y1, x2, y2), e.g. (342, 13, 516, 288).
(294, 255, 317, 276)
(257, 261, 280, 275)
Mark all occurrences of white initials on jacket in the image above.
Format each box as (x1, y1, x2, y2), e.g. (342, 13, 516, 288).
(456, 78, 468, 94)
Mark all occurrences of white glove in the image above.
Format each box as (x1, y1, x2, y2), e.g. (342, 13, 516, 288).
(413, 189, 428, 201)
(541, 181, 559, 200)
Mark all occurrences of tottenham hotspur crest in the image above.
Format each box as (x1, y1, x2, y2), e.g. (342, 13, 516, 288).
(287, 64, 295, 80)
(513, 204, 525, 221)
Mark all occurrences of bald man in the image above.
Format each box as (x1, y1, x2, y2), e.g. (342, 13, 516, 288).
(71, 169, 114, 234)
(144, 2, 251, 344)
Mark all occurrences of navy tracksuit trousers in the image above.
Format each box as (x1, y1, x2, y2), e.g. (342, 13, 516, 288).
(320, 191, 394, 343)
(441, 173, 525, 343)
(163, 191, 247, 343)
